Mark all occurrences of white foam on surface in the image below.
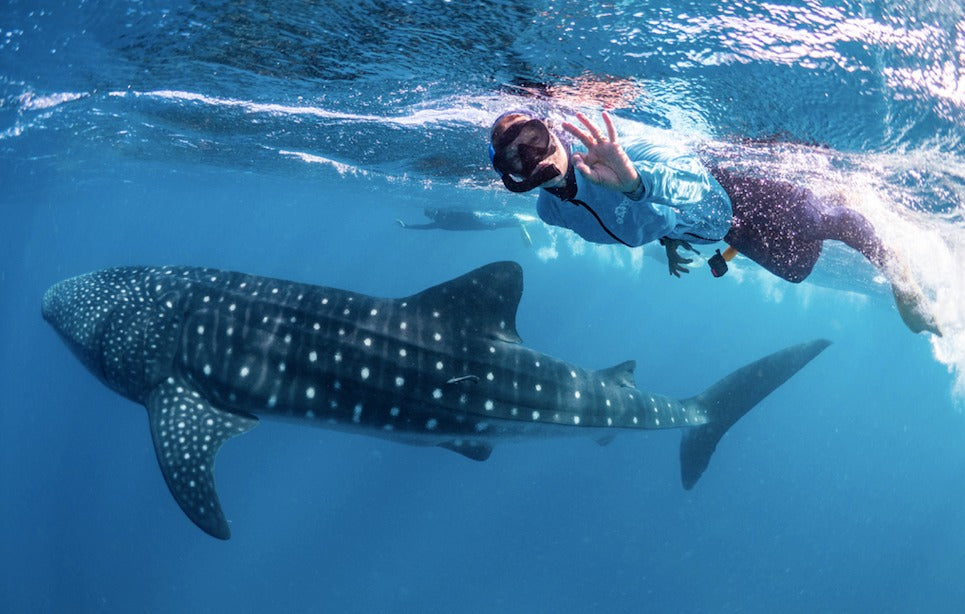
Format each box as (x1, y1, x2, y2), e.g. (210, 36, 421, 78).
(839, 172, 965, 401)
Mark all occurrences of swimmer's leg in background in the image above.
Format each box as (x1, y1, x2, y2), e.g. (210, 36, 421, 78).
(395, 220, 440, 230)
(518, 223, 533, 247)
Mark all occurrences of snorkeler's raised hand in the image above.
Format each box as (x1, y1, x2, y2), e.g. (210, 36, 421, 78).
(563, 111, 641, 194)
(660, 237, 700, 278)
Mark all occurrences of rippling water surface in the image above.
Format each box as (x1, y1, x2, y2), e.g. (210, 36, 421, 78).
(8, 0, 964, 386)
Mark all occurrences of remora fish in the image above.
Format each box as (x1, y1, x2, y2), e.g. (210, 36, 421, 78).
(42, 261, 829, 539)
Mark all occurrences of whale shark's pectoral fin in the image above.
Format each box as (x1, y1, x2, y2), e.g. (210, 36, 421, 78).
(438, 440, 493, 461)
(145, 379, 258, 540)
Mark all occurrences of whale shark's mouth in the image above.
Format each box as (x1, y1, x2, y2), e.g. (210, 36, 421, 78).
(41, 283, 60, 325)
(42, 274, 115, 382)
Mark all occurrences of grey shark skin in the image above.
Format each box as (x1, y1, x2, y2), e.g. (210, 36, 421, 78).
(42, 262, 830, 539)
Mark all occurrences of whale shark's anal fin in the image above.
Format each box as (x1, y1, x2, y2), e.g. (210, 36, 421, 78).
(146, 379, 258, 540)
(679, 339, 831, 490)
(438, 440, 493, 461)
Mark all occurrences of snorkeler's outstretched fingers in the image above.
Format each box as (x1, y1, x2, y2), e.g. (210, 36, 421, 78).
(562, 121, 592, 148)
(601, 111, 618, 144)
(576, 112, 606, 143)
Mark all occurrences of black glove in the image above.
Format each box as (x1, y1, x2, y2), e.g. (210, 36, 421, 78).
(660, 238, 700, 278)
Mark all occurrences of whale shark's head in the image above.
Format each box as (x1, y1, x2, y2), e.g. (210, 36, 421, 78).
(43, 271, 119, 381)
(43, 267, 170, 402)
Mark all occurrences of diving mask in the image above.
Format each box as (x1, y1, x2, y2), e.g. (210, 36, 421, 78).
(489, 118, 563, 193)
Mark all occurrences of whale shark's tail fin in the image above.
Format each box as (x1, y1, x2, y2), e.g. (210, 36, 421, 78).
(679, 339, 831, 489)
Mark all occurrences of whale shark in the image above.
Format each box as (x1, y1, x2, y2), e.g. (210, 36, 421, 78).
(42, 261, 829, 539)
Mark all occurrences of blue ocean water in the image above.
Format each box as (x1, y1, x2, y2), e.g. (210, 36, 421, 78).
(3, 1, 965, 612)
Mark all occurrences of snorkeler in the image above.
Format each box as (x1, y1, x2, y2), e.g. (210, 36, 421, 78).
(396, 207, 535, 246)
(489, 110, 939, 335)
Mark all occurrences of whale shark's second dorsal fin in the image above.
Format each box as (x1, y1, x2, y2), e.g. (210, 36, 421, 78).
(597, 360, 637, 388)
(405, 261, 523, 344)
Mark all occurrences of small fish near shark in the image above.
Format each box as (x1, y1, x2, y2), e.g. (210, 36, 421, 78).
(42, 261, 829, 539)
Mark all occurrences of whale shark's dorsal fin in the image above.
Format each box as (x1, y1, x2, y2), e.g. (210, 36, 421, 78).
(405, 261, 523, 344)
(597, 360, 637, 388)
(145, 378, 258, 540)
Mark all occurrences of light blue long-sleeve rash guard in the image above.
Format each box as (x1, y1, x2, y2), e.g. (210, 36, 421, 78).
(536, 138, 733, 246)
